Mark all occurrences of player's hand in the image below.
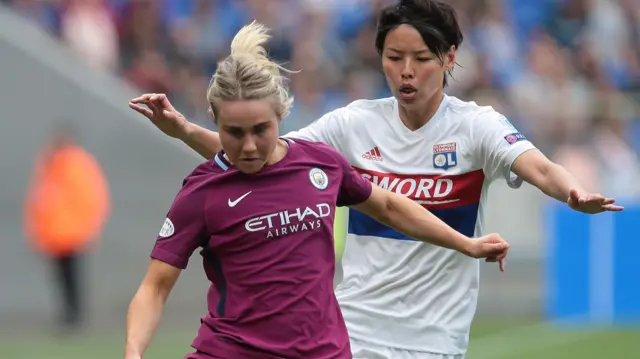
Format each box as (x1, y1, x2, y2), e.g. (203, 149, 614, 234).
(129, 93, 191, 140)
(567, 189, 624, 214)
(466, 233, 509, 272)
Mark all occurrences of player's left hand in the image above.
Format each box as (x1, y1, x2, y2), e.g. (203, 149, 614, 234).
(467, 234, 509, 272)
(567, 189, 624, 214)
(485, 256, 506, 272)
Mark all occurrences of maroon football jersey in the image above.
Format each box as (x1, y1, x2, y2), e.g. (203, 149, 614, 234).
(151, 139, 372, 358)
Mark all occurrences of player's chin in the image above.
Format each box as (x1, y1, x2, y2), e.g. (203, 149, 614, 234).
(236, 159, 266, 174)
(395, 92, 421, 107)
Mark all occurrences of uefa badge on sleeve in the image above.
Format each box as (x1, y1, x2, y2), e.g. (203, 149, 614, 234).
(158, 217, 175, 238)
(504, 132, 527, 145)
(309, 168, 329, 190)
(433, 143, 457, 170)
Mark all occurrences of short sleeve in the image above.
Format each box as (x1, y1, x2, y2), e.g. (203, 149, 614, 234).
(284, 107, 349, 153)
(334, 151, 372, 207)
(150, 182, 207, 270)
(474, 110, 537, 188)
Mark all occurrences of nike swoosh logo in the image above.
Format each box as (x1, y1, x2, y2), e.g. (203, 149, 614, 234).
(228, 191, 252, 207)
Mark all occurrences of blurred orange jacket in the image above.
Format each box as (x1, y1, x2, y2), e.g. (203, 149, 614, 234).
(24, 145, 110, 256)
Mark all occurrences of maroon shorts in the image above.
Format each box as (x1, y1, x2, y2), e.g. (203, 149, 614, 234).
(184, 351, 220, 359)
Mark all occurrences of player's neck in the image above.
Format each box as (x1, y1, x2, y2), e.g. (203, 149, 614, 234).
(398, 92, 444, 131)
(265, 139, 289, 166)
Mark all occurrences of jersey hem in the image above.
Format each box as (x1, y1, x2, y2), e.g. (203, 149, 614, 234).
(504, 145, 537, 188)
(347, 333, 467, 356)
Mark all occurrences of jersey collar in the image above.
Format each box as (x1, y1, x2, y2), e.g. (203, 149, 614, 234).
(390, 94, 450, 140)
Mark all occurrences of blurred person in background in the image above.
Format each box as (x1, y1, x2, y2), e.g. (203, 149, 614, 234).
(115, 0, 177, 70)
(590, 91, 640, 198)
(5, 0, 639, 146)
(7, 0, 62, 35)
(124, 22, 509, 359)
(123, 48, 174, 95)
(60, 0, 119, 71)
(23, 122, 110, 331)
(129, 1, 625, 358)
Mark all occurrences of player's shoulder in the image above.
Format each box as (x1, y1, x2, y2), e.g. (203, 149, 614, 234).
(345, 97, 395, 112)
(445, 95, 503, 123)
(186, 160, 218, 177)
(290, 138, 341, 157)
(289, 138, 344, 166)
(165, 160, 218, 212)
(180, 160, 220, 191)
(332, 97, 395, 122)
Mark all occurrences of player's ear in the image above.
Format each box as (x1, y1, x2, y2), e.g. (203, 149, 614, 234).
(444, 46, 456, 71)
(208, 107, 217, 125)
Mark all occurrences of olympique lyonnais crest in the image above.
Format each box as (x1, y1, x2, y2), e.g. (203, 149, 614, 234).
(309, 168, 329, 190)
(433, 142, 457, 170)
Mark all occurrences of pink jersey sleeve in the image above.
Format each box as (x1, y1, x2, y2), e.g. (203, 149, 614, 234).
(151, 173, 208, 269)
(334, 149, 373, 207)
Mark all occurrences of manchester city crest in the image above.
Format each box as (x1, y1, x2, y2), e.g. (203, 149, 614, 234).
(309, 168, 328, 190)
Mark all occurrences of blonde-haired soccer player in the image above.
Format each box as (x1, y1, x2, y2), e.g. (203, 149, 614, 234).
(124, 21, 510, 359)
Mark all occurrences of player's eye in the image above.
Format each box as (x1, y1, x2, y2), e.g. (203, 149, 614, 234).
(227, 128, 244, 138)
(387, 56, 401, 61)
(417, 57, 432, 62)
(253, 124, 268, 135)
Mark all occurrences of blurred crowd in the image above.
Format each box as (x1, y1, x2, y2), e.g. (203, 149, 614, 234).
(4, 0, 640, 197)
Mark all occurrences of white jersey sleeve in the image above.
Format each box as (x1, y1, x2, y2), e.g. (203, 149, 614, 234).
(474, 110, 536, 188)
(284, 107, 350, 152)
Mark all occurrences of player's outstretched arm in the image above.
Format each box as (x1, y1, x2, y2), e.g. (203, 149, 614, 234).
(351, 185, 509, 266)
(129, 93, 221, 159)
(511, 150, 624, 214)
(125, 259, 181, 359)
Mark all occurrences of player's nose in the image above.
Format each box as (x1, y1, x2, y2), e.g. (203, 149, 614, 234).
(241, 137, 258, 153)
(401, 60, 414, 79)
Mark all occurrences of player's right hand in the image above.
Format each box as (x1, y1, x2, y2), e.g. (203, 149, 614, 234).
(129, 93, 190, 140)
(467, 233, 509, 272)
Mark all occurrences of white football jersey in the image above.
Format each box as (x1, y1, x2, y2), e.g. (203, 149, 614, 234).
(286, 95, 536, 355)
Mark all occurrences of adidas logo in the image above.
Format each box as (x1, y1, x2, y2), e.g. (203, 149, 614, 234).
(362, 146, 383, 162)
